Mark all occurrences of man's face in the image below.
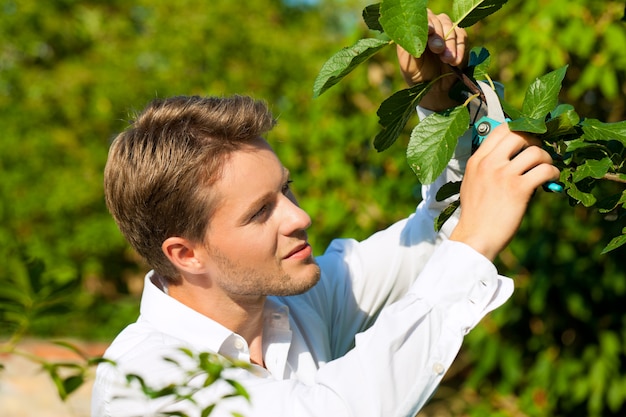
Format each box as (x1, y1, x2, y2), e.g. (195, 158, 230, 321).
(200, 137, 320, 298)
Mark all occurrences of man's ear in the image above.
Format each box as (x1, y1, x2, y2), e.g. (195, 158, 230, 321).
(161, 237, 207, 274)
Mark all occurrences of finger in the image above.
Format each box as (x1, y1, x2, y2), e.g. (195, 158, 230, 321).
(450, 27, 468, 66)
(508, 145, 556, 177)
(396, 45, 420, 85)
(520, 163, 561, 191)
(427, 11, 446, 53)
(473, 123, 513, 156)
(476, 124, 540, 160)
(436, 13, 458, 64)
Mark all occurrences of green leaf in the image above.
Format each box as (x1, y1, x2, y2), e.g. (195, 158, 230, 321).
(88, 357, 116, 367)
(406, 106, 470, 184)
(374, 82, 431, 151)
(61, 375, 84, 399)
(436, 181, 462, 201)
(48, 368, 68, 400)
(469, 47, 491, 79)
(201, 404, 216, 417)
(178, 347, 194, 358)
(564, 138, 607, 153)
(602, 228, 626, 254)
(508, 117, 547, 134)
(549, 103, 576, 119)
(362, 3, 383, 32)
(163, 412, 190, 417)
(379, 0, 428, 57)
(581, 118, 626, 146)
(469, 46, 490, 67)
(435, 200, 461, 231)
(542, 107, 580, 141)
(225, 379, 251, 401)
(313, 38, 390, 98)
(521, 65, 568, 120)
(597, 191, 625, 213)
(572, 158, 611, 182)
(565, 178, 597, 207)
(452, 0, 509, 28)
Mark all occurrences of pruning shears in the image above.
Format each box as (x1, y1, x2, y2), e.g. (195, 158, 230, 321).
(466, 79, 564, 193)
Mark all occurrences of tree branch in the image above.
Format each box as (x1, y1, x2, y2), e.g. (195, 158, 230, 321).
(603, 173, 626, 184)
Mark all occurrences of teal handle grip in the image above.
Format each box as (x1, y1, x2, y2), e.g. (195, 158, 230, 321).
(472, 116, 564, 193)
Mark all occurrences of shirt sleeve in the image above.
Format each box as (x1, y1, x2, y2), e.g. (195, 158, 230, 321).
(311, 116, 474, 354)
(312, 240, 513, 417)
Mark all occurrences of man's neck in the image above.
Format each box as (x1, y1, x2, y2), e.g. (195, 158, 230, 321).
(168, 281, 267, 367)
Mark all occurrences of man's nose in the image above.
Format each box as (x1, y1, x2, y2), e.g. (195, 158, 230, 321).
(279, 194, 311, 234)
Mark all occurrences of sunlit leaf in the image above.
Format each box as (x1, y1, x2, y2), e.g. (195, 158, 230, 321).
(379, 0, 428, 57)
(571, 158, 611, 182)
(313, 38, 390, 98)
(374, 82, 430, 151)
(565, 179, 597, 207)
(508, 117, 547, 134)
(564, 138, 610, 155)
(407, 106, 470, 184)
(452, 0, 509, 28)
(602, 227, 626, 253)
(581, 118, 626, 146)
(521, 65, 568, 120)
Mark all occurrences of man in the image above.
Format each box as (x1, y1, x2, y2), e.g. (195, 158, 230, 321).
(92, 12, 559, 417)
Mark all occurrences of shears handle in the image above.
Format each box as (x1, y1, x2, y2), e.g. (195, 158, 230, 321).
(472, 116, 564, 193)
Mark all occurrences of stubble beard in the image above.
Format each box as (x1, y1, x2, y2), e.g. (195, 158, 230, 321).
(209, 247, 321, 297)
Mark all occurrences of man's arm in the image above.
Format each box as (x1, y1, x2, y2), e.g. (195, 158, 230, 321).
(397, 12, 560, 260)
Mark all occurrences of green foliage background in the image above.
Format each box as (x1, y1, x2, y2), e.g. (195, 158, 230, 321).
(1, 0, 625, 416)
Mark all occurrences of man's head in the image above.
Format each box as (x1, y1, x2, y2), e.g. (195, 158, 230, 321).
(104, 95, 278, 283)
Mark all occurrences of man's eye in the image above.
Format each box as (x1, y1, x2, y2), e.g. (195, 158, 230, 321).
(252, 205, 269, 220)
(282, 180, 293, 194)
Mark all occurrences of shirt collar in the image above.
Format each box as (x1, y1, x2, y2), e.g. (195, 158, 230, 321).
(140, 271, 234, 355)
(139, 271, 293, 368)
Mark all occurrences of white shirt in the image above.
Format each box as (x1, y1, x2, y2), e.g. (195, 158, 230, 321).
(92, 122, 514, 417)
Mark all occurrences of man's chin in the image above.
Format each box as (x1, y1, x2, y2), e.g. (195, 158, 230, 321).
(274, 264, 321, 297)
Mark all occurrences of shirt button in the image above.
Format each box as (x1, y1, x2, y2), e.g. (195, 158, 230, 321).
(432, 362, 445, 375)
(233, 338, 245, 350)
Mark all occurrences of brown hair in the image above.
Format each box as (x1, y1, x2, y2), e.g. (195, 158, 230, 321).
(104, 95, 276, 282)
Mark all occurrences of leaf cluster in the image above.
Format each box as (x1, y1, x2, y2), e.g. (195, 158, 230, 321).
(314, 0, 626, 252)
(122, 348, 250, 417)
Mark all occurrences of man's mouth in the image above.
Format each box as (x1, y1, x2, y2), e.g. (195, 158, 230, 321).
(284, 242, 312, 260)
